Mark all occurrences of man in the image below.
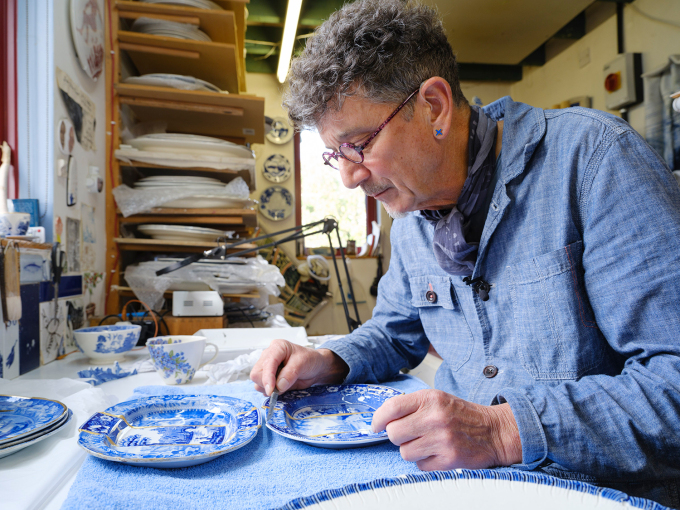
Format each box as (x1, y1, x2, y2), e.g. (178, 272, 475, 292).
(251, 0, 680, 505)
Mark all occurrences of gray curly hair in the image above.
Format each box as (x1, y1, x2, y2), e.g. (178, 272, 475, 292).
(282, 0, 466, 131)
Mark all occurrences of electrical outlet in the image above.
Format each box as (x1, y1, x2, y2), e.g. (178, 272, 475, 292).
(603, 53, 643, 110)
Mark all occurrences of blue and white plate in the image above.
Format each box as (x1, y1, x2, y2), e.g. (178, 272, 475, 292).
(263, 154, 292, 183)
(77, 394, 261, 468)
(264, 384, 403, 449)
(259, 186, 294, 221)
(0, 396, 68, 446)
(265, 117, 294, 145)
(0, 409, 73, 459)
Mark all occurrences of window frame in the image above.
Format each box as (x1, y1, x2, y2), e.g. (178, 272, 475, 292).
(0, 0, 19, 199)
(294, 132, 377, 254)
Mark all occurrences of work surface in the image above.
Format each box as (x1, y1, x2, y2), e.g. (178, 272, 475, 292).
(0, 348, 668, 510)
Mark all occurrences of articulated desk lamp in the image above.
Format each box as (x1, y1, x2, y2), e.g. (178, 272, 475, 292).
(156, 218, 362, 333)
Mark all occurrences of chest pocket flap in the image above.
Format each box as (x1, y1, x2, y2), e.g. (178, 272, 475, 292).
(410, 276, 457, 310)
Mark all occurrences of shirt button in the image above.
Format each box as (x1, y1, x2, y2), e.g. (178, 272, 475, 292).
(483, 365, 498, 378)
(425, 290, 437, 303)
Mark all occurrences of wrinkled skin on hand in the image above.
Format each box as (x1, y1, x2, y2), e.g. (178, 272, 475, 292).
(250, 339, 348, 396)
(371, 389, 522, 471)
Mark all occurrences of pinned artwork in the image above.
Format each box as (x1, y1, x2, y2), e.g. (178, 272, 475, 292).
(83, 272, 104, 319)
(63, 298, 84, 356)
(66, 217, 81, 274)
(39, 299, 66, 365)
(69, 0, 104, 81)
(263, 154, 292, 183)
(266, 117, 294, 145)
(57, 118, 76, 156)
(81, 204, 96, 271)
(56, 67, 97, 151)
(1, 319, 20, 380)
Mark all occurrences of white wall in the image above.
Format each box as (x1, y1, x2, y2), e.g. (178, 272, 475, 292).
(510, 0, 680, 136)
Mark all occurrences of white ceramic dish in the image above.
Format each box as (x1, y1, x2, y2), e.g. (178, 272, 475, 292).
(77, 395, 260, 468)
(0, 212, 31, 237)
(160, 195, 255, 209)
(258, 186, 294, 221)
(72, 324, 142, 363)
(141, 0, 223, 9)
(266, 117, 294, 145)
(129, 134, 253, 159)
(214, 279, 266, 294)
(124, 74, 221, 92)
(139, 175, 224, 183)
(262, 154, 292, 183)
(131, 18, 211, 42)
(265, 385, 403, 449)
(138, 224, 231, 242)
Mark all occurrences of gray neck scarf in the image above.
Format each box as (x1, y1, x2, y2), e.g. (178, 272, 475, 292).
(421, 106, 497, 276)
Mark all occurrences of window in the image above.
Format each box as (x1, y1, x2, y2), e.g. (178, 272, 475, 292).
(295, 131, 377, 253)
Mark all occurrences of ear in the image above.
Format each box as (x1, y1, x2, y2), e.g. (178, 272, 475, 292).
(419, 77, 454, 139)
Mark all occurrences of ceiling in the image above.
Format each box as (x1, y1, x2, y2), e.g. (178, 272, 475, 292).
(244, 0, 608, 79)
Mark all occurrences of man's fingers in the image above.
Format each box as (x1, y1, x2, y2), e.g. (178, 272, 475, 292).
(384, 414, 421, 446)
(371, 392, 422, 433)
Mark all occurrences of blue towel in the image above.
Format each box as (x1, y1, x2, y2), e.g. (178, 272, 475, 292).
(62, 375, 431, 510)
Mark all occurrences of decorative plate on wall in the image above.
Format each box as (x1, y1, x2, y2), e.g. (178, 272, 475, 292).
(69, 0, 104, 81)
(262, 154, 292, 183)
(259, 186, 294, 221)
(265, 117, 294, 145)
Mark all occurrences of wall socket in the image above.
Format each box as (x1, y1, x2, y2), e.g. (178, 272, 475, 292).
(603, 53, 643, 110)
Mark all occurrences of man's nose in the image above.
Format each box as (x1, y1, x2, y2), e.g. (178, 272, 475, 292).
(338, 158, 370, 190)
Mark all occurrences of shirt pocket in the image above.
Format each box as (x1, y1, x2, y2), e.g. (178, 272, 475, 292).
(409, 275, 474, 371)
(509, 240, 606, 380)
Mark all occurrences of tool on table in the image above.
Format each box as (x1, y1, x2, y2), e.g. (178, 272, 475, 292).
(266, 363, 284, 424)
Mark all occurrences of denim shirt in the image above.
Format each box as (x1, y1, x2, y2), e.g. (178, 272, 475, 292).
(321, 97, 680, 503)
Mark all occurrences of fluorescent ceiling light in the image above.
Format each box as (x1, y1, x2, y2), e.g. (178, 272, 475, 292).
(277, 0, 303, 83)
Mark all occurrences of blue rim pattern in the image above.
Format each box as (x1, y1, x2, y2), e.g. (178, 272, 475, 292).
(259, 186, 294, 221)
(277, 469, 670, 510)
(0, 396, 68, 444)
(265, 384, 402, 447)
(77, 395, 260, 465)
(0, 409, 73, 459)
(263, 154, 292, 183)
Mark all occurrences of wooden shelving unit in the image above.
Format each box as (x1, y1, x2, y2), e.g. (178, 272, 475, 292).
(105, 0, 262, 315)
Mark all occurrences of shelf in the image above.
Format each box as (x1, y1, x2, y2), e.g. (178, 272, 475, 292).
(119, 210, 257, 227)
(115, 286, 260, 300)
(116, 1, 237, 45)
(114, 237, 258, 253)
(118, 31, 240, 93)
(115, 84, 265, 143)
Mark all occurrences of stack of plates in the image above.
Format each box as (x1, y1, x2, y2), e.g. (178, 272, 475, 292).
(138, 224, 233, 242)
(129, 133, 254, 159)
(134, 175, 227, 191)
(141, 0, 223, 9)
(124, 74, 222, 93)
(0, 395, 72, 459)
(131, 17, 211, 42)
(213, 276, 267, 294)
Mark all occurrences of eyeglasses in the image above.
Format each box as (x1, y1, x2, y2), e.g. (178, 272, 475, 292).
(322, 87, 420, 170)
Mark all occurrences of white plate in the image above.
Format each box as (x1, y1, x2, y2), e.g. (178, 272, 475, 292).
(138, 224, 231, 242)
(214, 280, 266, 294)
(134, 183, 225, 190)
(131, 18, 211, 42)
(69, 0, 104, 81)
(262, 154, 292, 183)
(129, 134, 253, 159)
(77, 395, 260, 468)
(259, 186, 294, 221)
(124, 74, 221, 92)
(160, 195, 254, 209)
(138, 175, 224, 183)
(266, 117, 294, 145)
(265, 385, 402, 449)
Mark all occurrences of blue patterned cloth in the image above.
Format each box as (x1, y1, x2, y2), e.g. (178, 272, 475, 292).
(421, 105, 497, 276)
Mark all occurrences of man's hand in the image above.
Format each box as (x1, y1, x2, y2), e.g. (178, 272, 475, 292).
(371, 389, 522, 470)
(250, 339, 349, 396)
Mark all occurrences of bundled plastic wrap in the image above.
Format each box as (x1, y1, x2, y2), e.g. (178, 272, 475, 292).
(112, 177, 253, 217)
(124, 255, 285, 310)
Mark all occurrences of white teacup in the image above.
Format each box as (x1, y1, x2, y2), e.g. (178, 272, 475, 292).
(146, 335, 218, 385)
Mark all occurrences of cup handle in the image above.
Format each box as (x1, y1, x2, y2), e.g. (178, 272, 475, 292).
(199, 343, 219, 369)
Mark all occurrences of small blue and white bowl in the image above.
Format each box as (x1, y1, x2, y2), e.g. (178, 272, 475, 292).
(0, 212, 31, 237)
(73, 324, 141, 363)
